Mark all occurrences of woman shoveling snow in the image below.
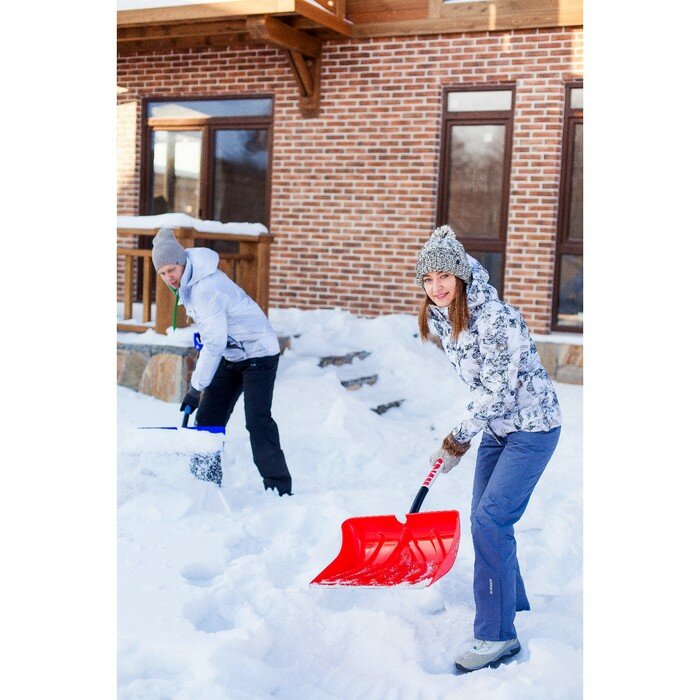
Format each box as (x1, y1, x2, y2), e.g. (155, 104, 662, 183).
(415, 225, 562, 673)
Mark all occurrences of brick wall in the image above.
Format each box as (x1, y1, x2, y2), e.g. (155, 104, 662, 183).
(117, 27, 583, 332)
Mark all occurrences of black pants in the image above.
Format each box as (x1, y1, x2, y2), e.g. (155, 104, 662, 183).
(196, 354, 292, 495)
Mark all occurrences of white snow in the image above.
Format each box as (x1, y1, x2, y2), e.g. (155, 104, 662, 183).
(117, 213, 268, 236)
(118, 308, 582, 698)
(532, 331, 583, 346)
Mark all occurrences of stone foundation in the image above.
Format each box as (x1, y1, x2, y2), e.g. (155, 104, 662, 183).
(118, 335, 581, 404)
(117, 337, 292, 402)
(117, 343, 197, 402)
(535, 341, 583, 385)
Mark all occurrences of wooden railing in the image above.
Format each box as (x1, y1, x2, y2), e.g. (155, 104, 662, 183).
(117, 226, 272, 334)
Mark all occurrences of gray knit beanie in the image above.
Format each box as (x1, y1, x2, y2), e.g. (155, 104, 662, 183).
(415, 225, 472, 287)
(152, 227, 187, 270)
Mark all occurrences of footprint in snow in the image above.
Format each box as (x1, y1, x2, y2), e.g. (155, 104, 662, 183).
(180, 561, 225, 588)
(182, 595, 235, 633)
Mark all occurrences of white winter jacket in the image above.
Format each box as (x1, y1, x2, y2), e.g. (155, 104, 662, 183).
(178, 247, 280, 391)
(429, 254, 562, 443)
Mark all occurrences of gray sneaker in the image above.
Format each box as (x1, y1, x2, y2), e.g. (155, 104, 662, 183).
(455, 638, 521, 673)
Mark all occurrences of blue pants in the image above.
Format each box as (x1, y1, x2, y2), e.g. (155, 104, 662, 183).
(470, 426, 561, 641)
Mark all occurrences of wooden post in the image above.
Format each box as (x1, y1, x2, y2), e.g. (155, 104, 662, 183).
(237, 240, 258, 304)
(123, 254, 133, 320)
(173, 226, 196, 249)
(254, 234, 271, 314)
(142, 257, 152, 323)
(155, 274, 174, 334)
(219, 255, 235, 280)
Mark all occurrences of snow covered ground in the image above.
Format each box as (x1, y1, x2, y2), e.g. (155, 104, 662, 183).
(118, 309, 582, 699)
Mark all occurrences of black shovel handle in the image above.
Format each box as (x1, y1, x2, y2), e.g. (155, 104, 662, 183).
(182, 405, 193, 428)
(409, 458, 444, 514)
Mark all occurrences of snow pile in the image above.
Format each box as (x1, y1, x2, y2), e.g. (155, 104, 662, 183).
(118, 309, 582, 698)
(117, 213, 268, 236)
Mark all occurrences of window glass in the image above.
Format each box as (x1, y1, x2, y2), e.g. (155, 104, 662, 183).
(213, 129, 269, 224)
(470, 251, 503, 293)
(144, 97, 272, 226)
(557, 255, 583, 328)
(149, 130, 201, 216)
(148, 98, 273, 119)
(570, 88, 583, 109)
(447, 124, 506, 238)
(567, 123, 583, 241)
(447, 90, 512, 112)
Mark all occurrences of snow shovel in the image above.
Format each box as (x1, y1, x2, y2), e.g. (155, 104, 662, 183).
(133, 406, 226, 485)
(310, 459, 460, 588)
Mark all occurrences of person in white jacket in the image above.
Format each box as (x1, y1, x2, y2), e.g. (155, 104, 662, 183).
(152, 227, 292, 496)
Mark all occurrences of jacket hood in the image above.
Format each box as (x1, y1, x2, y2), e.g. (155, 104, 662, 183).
(179, 247, 220, 304)
(465, 253, 499, 311)
(430, 253, 499, 320)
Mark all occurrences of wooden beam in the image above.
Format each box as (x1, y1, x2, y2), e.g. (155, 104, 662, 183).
(346, 0, 426, 26)
(117, 322, 152, 333)
(118, 32, 254, 54)
(116, 0, 352, 36)
(346, 0, 582, 36)
(118, 1, 297, 27)
(118, 19, 248, 43)
(350, 16, 582, 39)
(293, 0, 352, 35)
(246, 15, 321, 56)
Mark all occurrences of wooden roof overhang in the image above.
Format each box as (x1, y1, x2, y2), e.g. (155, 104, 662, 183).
(118, 1, 582, 117)
(118, 1, 353, 116)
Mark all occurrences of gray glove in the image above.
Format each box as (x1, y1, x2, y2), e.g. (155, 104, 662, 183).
(430, 434, 471, 474)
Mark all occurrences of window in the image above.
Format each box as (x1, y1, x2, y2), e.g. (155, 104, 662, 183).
(437, 86, 515, 295)
(553, 85, 583, 332)
(142, 97, 273, 226)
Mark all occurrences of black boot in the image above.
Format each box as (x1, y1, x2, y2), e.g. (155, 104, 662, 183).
(263, 477, 292, 496)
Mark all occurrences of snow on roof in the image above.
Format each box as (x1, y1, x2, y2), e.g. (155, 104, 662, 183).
(117, 213, 268, 236)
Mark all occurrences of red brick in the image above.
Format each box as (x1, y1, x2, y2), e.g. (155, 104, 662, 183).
(117, 26, 583, 333)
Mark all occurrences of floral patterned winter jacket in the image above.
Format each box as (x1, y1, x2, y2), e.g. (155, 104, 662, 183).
(429, 254, 562, 443)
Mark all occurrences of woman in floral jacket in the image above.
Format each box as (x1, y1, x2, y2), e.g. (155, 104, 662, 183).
(416, 225, 562, 673)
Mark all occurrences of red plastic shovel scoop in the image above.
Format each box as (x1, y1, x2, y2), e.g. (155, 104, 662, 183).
(310, 460, 460, 587)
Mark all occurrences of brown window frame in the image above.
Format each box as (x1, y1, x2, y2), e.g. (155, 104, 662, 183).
(552, 82, 583, 333)
(436, 84, 516, 297)
(139, 94, 275, 226)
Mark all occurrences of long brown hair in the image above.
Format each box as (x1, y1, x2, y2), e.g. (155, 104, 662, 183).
(418, 276, 469, 342)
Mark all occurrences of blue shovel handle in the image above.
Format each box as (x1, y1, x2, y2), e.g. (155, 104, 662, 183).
(182, 404, 193, 428)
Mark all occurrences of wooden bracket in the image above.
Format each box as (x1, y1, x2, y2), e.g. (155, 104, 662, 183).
(246, 15, 321, 57)
(246, 15, 322, 118)
(286, 50, 321, 117)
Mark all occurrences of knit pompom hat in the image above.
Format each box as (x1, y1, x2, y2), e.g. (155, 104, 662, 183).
(152, 227, 187, 270)
(415, 225, 472, 288)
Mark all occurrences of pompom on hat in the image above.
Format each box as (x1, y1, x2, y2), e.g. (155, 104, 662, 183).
(415, 224, 472, 288)
(151, 227, 187, 271)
